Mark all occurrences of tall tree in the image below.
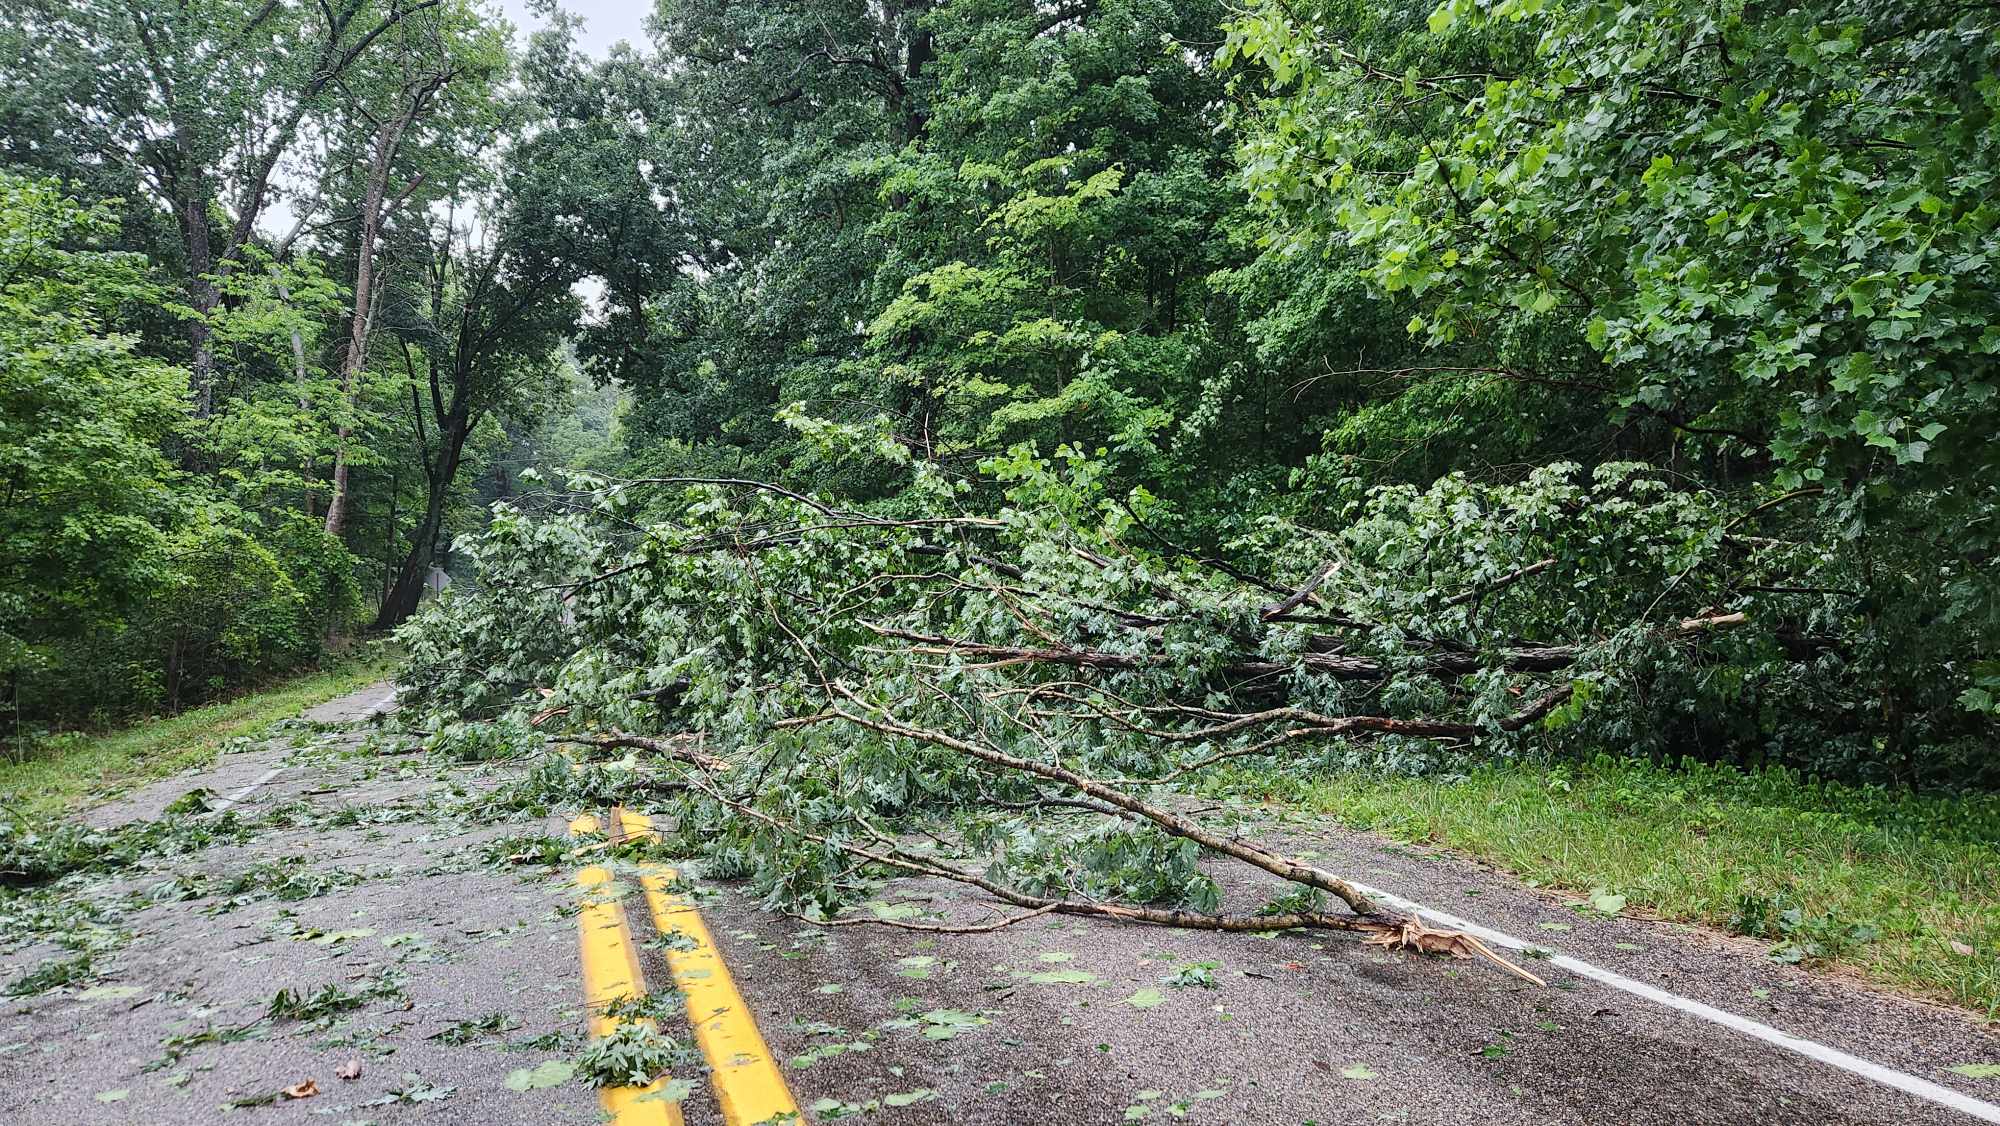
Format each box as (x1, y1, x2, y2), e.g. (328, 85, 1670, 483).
(372, 197, 580, 627)
(0, 0, 439, 414)
(322, 0, 505, 538)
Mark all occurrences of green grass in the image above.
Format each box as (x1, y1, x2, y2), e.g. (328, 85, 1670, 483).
(1215, 756, 2000, 1017)
(0, 649, 396, 820)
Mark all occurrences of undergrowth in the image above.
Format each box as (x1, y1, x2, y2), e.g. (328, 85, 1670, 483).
(0, 648, 396, 819)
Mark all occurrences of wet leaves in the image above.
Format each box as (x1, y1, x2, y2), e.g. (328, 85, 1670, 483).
(638, 1077, 697, 1103)
(577, 1024, 683, 1088)
(1161, 961, 1217, 989)
(789, 1040, 871, 1069)
(360, 1074, 457, 1105)
(503, 1059, 576, 1091)
(1586, 889, 1627, 917)
(1124, 987, 1166, 1009)
(433, 1012, 522, 1044)
(917, 1008, 989, 1040)
(810, 1088, 937, 1118)
(1022, 967, 1098, 986)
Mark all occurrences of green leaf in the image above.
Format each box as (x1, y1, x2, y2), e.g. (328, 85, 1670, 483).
(639, 1078, 697, 1103)
(1024, 968, 1099, 986)
(1341, 1064, 1378, 1081)
(1950, 1064, 2000, 1079)
(504, 1060, 577, 1091)
(1124, 987, 1167, 1009)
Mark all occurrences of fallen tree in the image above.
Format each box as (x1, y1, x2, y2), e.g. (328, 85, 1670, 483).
(395, 455, 1854, 979)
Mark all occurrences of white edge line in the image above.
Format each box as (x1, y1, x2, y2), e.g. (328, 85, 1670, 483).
(1348, 880, 2000, 1124)
(210, 766, 284, 813)
(207, 683, 398, 815)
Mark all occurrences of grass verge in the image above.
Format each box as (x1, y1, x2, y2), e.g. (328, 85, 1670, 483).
(1, 647, 397, 821)
(1214, 756, 2000, 1018)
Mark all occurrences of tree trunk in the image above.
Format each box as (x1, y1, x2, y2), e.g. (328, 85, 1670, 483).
(325, 113, 413, 540)
(375, 412, 467, 629)
(268, 268, 320, 516)
(382, 465, 400, 603)
(177, 194, 221, 418)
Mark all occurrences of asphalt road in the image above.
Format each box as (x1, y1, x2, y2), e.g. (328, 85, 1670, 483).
(4, 682, 1998, 1125)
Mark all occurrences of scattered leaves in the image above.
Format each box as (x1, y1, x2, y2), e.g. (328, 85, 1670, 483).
(504, 1060, 577, 1091)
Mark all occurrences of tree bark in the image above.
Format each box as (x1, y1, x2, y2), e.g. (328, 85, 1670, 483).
(175, 193, 221, 417)
(325, 71, 442, 538)
(376, 407, 467, 629)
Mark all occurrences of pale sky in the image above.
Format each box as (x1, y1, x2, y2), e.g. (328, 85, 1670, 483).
(491, 0, 653, 58)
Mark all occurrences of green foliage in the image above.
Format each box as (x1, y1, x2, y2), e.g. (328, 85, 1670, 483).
(1162, 961, 1218, 990)
(477, 837, 560, 872)
(4, 951, 96, 996)
(0, 174, 363, 732)
(0, 811, 250, 888)
(967, 820, 1221, 913)
(266, 981, 375, 1023)
(574, 1022, 686, 1088)
(394, 448, 1783, 923)
(1729, 890, 1882, 965)
(1220, 0, 2000, 776)
(459, 755, 631, 821)
(0, 175, 183, 689)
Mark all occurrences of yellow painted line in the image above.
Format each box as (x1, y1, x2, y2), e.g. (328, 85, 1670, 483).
(569, 814, 685, 1126)
(618, 809, 801, 1126)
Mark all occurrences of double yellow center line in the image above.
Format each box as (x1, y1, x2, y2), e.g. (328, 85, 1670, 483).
(568, 808, 801, 1126)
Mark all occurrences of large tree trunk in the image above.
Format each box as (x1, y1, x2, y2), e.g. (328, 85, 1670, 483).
(375, 412, 467, 628)
(176, 193, 221, 418)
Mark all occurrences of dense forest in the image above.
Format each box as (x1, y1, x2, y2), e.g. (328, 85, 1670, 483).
(5, 0, 1997, 900)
